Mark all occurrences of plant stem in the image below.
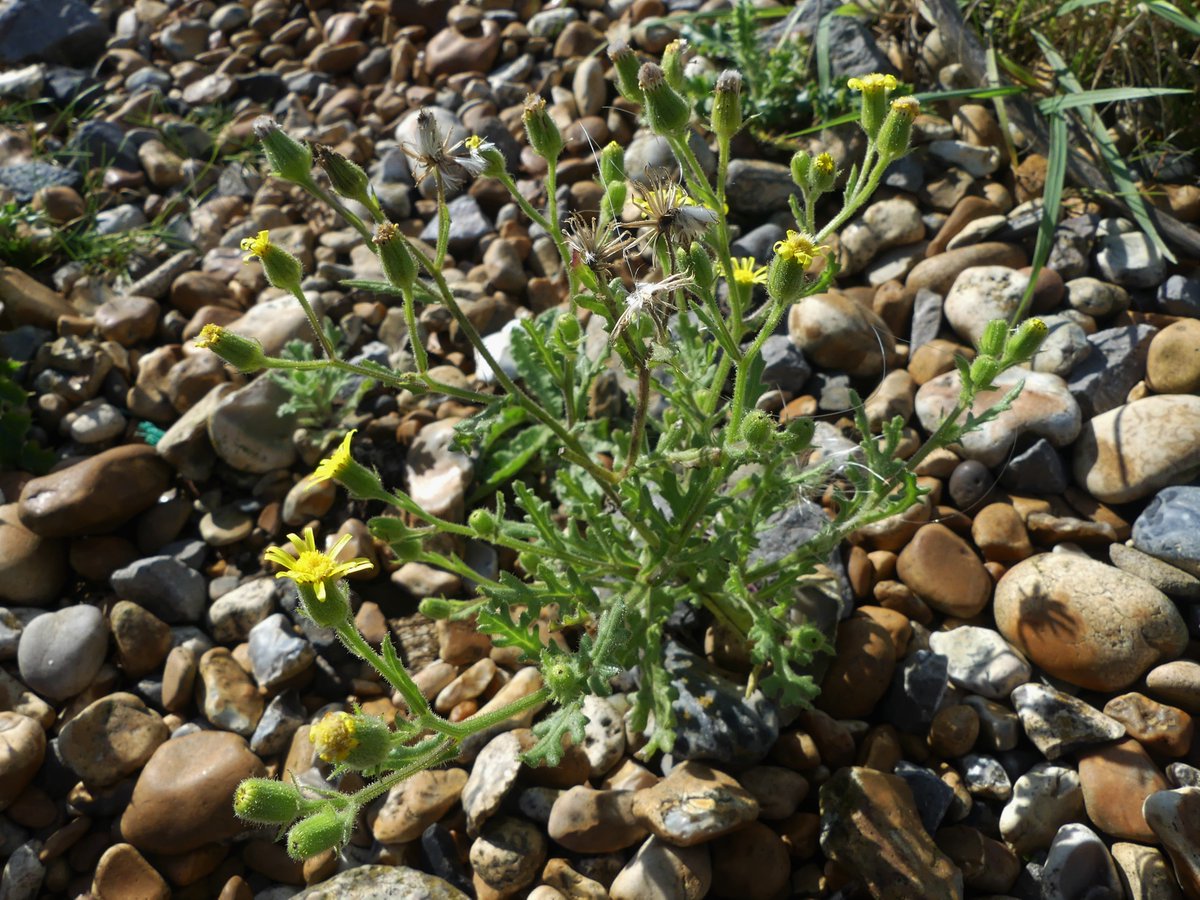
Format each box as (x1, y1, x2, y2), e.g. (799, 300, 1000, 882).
(289, 287, 338, 361)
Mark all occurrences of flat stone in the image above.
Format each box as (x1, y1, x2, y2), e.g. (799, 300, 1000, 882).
(462, 731, 523, 835)
(547, 786, 647, 853)
(1109, 542, 1200, 599)
(58, 692, 168, 789)
(371, 768, 468, 844)
(1000, 763, 1085, 855)
(1074, 395, 1200, 503)
(292, 865, 468, 899)
(0, 504, 65, 606)
(247, 613, 314, 691)
(788, 292, 894, 377)
(579, 695, 625, 778)
(1095, 231, 1166, 288)
(470, 815, 545, 897)
(206, 577, 281, 643)
(1104, 692, 1194, 757)
(1110, 842, 1183, 900)
(1133, 486, 1200, 578)
(196, 647, 263, 736)
(631, 761, 759, 847)
(817, 617, 896, 717)
(906, 242, 1027, 296)
(1078, 737, 1170, 842)
(609, 835, 710, 900)
(1042, 823, 1123, 900)
(1010, 683, 1125, 759)
(207, 376, 299, 474)
(0, 712, 45, 812)
(1066, 324, 1156, 419)
(1145, 661, 1200, 715)
(1144, 787, 1200, 897)
(110, 555, 206, 624)
(896, 524, 992, 617)
(994, 553, 1188, 691)
(928, 626, 1030, 699)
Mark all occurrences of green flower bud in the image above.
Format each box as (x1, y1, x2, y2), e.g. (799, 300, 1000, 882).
(523, 94, 563, 162)
(808, 152, 836, 195)
(312, 143, 371, 208)
(687, 242, 714, 291)
(468, 507, 498, 537)
(602, 181, 626, 223)
(296, 580, 352, 629)
(419, 596, 455, 619)
(638, 63, 690, 137)
(711, 70, 743, 140)
(552, 312, 582, 356)
(790, 150, 812, 187)
(1002, 317, 1049, 367)
(968, 355, 1001, 390)
(661, 40, 688, 92)
(978, 319, 1008, 359)
(342, 713, 392, 771)
(599, 141, 625, 186)
(195, 324, 267, 373)
(847, 73, 899, 141)
(608, 40, 643, 104)
(516, 551, 538, 574)
(234, 778, 303, 826)
(740, 410, 774, 448)
(287, 808, 353, 861)
(878, 96, 920, 158)
(780, 416, 815, 453)
(374, 222, 416, 291)
(253, 117, 314, 186)
(240, 230, 304, 293)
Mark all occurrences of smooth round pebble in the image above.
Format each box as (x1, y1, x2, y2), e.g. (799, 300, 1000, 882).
(17, 604, 108, 701)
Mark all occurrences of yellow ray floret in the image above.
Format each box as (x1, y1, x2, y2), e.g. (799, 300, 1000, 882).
(847, 73, 898, 93)
(263, 527, 373, 602)
(773, 230, 824, 269)
(312, 430, 357, 484)
(240, 229, 271, 262)
(309, 711, 359, 763)
(722, 257, 768, 286)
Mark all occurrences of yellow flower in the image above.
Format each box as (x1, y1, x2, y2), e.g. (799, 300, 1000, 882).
(722, 257, 768, 286)
(263, 528, 373, 602)
(240, 229, 271, 262)
(890, 95, 921, 119)
(813, 153, 835, 177)
(312, 430, 356, 484)
(309, 712, 359, 763)
(194, 323, 224, 350)
(847, 73, 898, 93)
(772, 230, 824, 269)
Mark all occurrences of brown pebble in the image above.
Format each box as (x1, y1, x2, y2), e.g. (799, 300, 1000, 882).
(929, 705, 980, 758)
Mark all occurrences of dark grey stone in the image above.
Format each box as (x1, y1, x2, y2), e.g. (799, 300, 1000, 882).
(758, 335, 811, 393)
(726, 159, 798, 215)
(731, 223, 785, 263)
(894, 761, 955, 834)
(250, 690, 305, 756)
(883, 155, 924, 192)
(790, 0, 897, 79)
(948, 458, 991, 510)
(1047, 226, 1091, 280)
(63, 120, 139, 172)
(0, 162, 82, 202)
(1158, 274, 1200, 317)
(43, 66, 98, 106)
(1066, 324, 1157, 419)
(235, 71, 286, 104)
(421, 824, 474, 896)
(110, 556, 207, 623)
(1167, 762, 1200, 788)
(882, 649, 949, 732)
(0, 0, 108, 67)
(999, 437, 1068, 495)
(126, 68, 172, 93)
(909, 287, 943, 350)
(420, 194, 494, 252)
(280, 69, 330, 96)
(1132, 485, 1200, 577)
(658, 641, 779, 769)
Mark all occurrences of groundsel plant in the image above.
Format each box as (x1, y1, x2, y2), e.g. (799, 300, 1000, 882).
(203, 53, 1047, 860)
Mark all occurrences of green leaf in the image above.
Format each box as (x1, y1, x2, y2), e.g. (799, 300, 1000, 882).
(469, 424, 553, 502)
(1013, 110, 1068, 326)
(509, 319, 564, 416)
(1038, 87, 1191, 114)
(523, 702, 585, 768)
(1056, 0, 1110, 13)
(1142, 0, 1200, 35)
(338, 278, 406, 296)
(815, 12, 833, 101)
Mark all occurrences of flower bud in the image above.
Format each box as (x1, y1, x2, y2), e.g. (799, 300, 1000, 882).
(638, 63, 690, 137)
(1002, 317, 1048, 367)
(780, 416, 815, 453)
(419, 596, 455, 619)
(468, 507, 498, 537)
(312, 143, 372, 208)
(740, 410, 774, 449)
(369, 516, 426, 563)
(847, 73, 898, 141)
(552, 312, 582, 356)
(978, 319, 1008, 359)
(287, 808, 353, 861)
(234, 778, 303, 825)
(240, 230, 304, 293)
(809, 152, 836, 194)
(194, 324, 267, 373)
(609, 40, 643, 104)
(342, 713, 392, 771)
(253, 117, 314, 186)
(968, 355, 1001, 390)
(661, 40, 688, 92)
(523, 94, 563, 162)
(878, 96, 920, 158)
(602, 181, 626, 223)
(790, 150, 812, 187)
(686, 242, 714, 291)
(599, 141, 625, 186)
(711, 70, 743, 140)
(297, 581, 352, 629)
(374, 222, 416, 291)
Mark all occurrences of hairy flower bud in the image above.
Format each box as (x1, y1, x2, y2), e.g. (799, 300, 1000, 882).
(780, 416, 815, 453)
(661, 40, 688, 91)
(523, 94, 563, 162)
(711, 70, 743, 140)
(253, 117, 314, 186)
(419, 596, 455, 619)
(740, 410, 775, 449)
(287, 808, 353, 861)
(374, 222, 416, 291)
(468, 507, 498, 537)
(638, 63, 690, 137)
(234, 778, 304, 826)
(313, 143, 371, 207)
(790, 150, 812, 187)
(768, 230, 822, 304)
(1002, 317, 1049, 367)
(686, 243, 714, 291)
(240, 230, 304, 293)
(878, 96, 920, 158)
(978, 319, 1008, 359)
(809, 152, 836, 194)
(608, 40, 643, 104)
(194, 324, 267, 373)
(599, 141, 625, 186)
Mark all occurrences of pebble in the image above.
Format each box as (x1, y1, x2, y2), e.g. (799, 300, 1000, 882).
(609, 836, 711, 900)
(197, 647, 264, 736)
(943, 265, 1028, 344)
(916, 367, 1080, 468)
(630, 761, 759, 847)
(17, 604, 107, 701)
(207, 376, 299, 473)
(405, 418, 474, 522)
(1144, 787, 1200, 897)
(0, 504, 66, 606)
(247, 613, 314, 690)
(819, 766, 963, 898)
(58, 692, 169, 789)
(999, 763, 1085, 855)
(291, 865, 469, 899)
(1029, 313, 1091, 377)
(929, 705, 980, 757)
(109, 600, 171, 678)
(896, 524, 992, 617)
(1078, 737, 1170, 841)
(709, 821, 791, 900)
(91, 842, 170, 900)
(960, 753, 1012, 801)
(906, 242, 1026, 296)
(928, 626, 1030, 699)
(0, 669, 53, 730)
(62, 397, 126, 444)
(962, 695, 1021, 752)
(787, 291, 894, 377)
(1133, 485, 1200, 577)
(1109, 542, 1200, 599)
(470, 815, 546, 897)
(110, 555, 206, 624)
(1010, 683, 1125, 758)
(1067, 324, 1156, 419)
(1095, 231, 1166, 288)
(994, 553, 1188, 691)
(120, 731, 265, 854)
(462, 730, 524, 835)
(817, 616, 896, 717)
(206, 577, 281, 643)
(1065, 276, 1129, 317)
(1103, 692, 1194, 757)
(1074, 395, 1200, 503)
(579, 695, 626, 778)
(1146, 319, 1200, 394)
(0, 841, 44, 900)
(0, 712, 45, 811)
(16, 444, 171, 538)
(1042, 823, 1123, 900)
(1159, 274, 1200, 316)
(547, 786, 646, 853)
(1145, 661, 1200, 714)
(371, 768, 468, 844)
(250, 691, 305, 757)
(1110, 842, 1183, 900)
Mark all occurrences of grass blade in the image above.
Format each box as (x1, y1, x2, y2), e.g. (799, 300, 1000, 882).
(1013, 110, 1068, 325)
(1142, 0, 1200, 35)
(1056, 0, 1110, 14)
(1038, 86, 1191, 113)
